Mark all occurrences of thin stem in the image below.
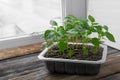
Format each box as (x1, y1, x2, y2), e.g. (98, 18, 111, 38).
(72, 37, 74, 50)
(49, 48, 52, 54)
(66, 38, 69, 49)
(76, 37, 78, 49)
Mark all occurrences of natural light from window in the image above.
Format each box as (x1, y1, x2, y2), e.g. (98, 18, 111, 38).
(0, 0, 62, 38)
(88, 0, 120, 49)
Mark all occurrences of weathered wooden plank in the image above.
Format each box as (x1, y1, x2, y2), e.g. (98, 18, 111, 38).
(100, 73, 120, 80)
(0, 43, 42, 60)
(8, 67, 49, 80)
(0, 47, 119, 80)
(0, 53, 40, 69)
(9, 52, 120, 80)
(0, 53, 43, 80)
(33, 53, 120, 80)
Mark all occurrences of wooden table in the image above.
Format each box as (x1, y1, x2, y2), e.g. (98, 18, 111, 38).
(0, 47, 120, 80)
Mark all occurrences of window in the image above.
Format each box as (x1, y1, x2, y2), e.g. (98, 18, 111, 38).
(0, 0, 86, 50)
(0, 0, 62, 49)
(0, 0, 62, 37)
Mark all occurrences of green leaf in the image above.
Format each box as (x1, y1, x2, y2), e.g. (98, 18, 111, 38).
(87, 30, 92, 35)
(54, 31, 61, 39)
(91, 38, 99, 53)
(57, 26, 66, 37)
(65, 24, 74, 31)
(70, 27, 80, 32)
(64, 15, 77, 23)
(64, 16, 72, 22)
(97, 25, 102, 32)
(44, 30, 52, 41)
(80, 18, 88, 26)
(46, 33, 55, 41)
(103, 25, 108, 31)
(82, 46, 88, 56)
(58, 40, 68, 53)
(74, 20, 80, 25)
(66, 15, 77, 20)
(70, 33, 80, 38)
(92, 38, 99, 47)
(88, 15, 95, 22)
(90, 27, 96, 32)
(59, 26, 65, 33)
(50, 20, 58, 26)
(93, 23, 99, 25)
(92, 46, 98, 53)
(105, 32, 115, 42)
(68, 49, 74, 58)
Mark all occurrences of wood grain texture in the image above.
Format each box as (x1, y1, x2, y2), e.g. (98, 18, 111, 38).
(0, 43, 42, 60)
(100, 73, 120, 80)
(0, 47, 119, 80)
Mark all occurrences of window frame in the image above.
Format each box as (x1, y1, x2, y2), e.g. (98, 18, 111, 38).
(0, 0, 87, 50)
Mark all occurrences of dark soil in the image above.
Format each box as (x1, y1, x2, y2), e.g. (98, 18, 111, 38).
(44, 44, 103, 61)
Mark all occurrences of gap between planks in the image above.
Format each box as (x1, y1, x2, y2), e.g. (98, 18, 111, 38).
(8, 52, 120, 80)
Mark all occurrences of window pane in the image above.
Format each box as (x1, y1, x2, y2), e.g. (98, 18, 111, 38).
(0, 0, 62, 38)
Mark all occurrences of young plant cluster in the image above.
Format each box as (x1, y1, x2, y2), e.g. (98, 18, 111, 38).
(43, 15, 115, 58)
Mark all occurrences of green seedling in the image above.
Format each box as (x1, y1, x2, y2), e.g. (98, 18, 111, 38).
(43, 15, 115, 57)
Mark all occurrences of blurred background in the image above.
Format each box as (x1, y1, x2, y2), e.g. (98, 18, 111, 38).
(0, 0, 62, 38)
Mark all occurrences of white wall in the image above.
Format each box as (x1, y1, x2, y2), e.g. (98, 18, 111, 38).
(87, 0, 120, 50)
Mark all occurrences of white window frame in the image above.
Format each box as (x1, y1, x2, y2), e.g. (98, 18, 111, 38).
(0, 0, 87, 50)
